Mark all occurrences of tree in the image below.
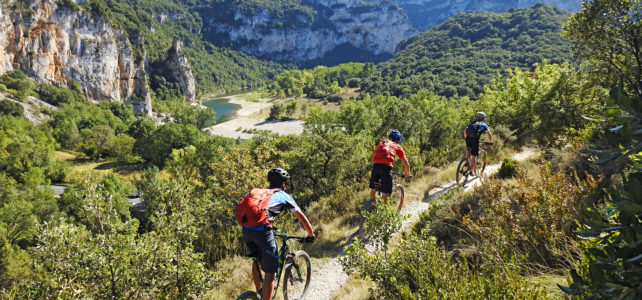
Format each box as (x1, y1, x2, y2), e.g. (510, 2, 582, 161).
(0, 100, 23, 117)
(565, 0, 642, 97)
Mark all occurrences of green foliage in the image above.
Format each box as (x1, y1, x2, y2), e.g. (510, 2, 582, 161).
(565, 0, 642, 98)
(361, 202, 405, 251)
(341, 236, 544, 299)
(18, 180, 214, 298)
(138, 122, 206, 166)
(0, 100, 23, 117)
(80, 125, 115, 159)
(459, 166, 600, 269)
(268, 63, 368, 99)
(268, 103, 286, 120)
(478, 62, 607, 145)
(36, 83, 85, 105)
(0, 70, 33, 100)
(366, 4, 574, 99)
(0, 116, 56, 183)
(496, 158, 520, 179)
(561, 154, 642, 298)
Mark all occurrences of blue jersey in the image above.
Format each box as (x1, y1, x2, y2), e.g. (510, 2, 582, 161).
(243, 189, 301, 231)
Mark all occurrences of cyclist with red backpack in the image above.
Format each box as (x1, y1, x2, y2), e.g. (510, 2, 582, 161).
(236, 168, 315, 300)
(463, 112, 493, 175)
(369, 130, 412, 204)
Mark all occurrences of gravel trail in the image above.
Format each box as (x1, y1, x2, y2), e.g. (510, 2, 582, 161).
(304, 147, 538, 300)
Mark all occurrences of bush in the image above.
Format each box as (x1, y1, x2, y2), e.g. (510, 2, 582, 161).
(268, 103, 285, 120)
(0, 100, 24, 117)
(37, 83, 84, 105)
(497, 158, 520, 179)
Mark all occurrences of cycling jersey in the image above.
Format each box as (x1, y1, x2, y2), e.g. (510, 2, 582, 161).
(372, 141, 406, 168)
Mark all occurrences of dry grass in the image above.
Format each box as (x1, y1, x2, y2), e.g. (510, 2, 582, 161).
(331, 277, 375, 300)
(206, 256, 255, 300)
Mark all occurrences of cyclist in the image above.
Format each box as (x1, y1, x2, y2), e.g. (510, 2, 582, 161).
(463, 112, 493, 176)
(241, 168, 315, 300)
(369, 130, 412, 204)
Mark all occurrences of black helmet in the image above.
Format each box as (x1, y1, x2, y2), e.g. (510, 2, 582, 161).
(476, 112, 486, 121)
(267, 168, 290, 186)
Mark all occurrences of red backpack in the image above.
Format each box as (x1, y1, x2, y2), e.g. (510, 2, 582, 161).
(236, 188, 278, 227)
(373, 139, 396, 160)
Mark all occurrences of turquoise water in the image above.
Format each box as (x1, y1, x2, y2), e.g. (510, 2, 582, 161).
(203, 97, 242, 124)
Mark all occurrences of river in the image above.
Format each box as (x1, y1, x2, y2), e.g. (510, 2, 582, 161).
(202, 97, 242, 123)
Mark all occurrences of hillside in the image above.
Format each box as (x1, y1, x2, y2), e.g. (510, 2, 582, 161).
(363, 4, 574, 99)
(392, 0, 581, 30)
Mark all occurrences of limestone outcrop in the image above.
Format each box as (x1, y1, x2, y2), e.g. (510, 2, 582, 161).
(0, 0, 152, 115)
(166, 39, 196, 103)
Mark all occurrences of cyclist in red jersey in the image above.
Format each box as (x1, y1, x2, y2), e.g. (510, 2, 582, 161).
(369, 130, 412, 203)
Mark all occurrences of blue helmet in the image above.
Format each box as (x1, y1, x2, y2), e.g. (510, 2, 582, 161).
(389, 130, 402, 142)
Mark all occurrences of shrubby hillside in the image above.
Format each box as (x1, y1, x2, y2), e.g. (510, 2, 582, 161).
(364, 4, 574, 99)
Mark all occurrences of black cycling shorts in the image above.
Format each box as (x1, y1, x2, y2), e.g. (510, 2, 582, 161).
(242, 228, 279, 273)
(465, 137, 480, 156)
(369, 163, 393, 194)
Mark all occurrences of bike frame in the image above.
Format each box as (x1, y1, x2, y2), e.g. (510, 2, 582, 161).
(252, 232, 304, 297)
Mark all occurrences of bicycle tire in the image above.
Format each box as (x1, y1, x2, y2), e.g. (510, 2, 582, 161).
(477, 150, 487, 177)
(283, 250, 312, 300)
(391, 184, 405, 210)
(236, 291, 260, 300)
(358, 199, 376, 239)
(456, 157, 470, 187)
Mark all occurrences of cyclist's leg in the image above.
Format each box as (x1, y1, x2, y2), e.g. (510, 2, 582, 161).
(243, 228, 279, 299)
(368, 164, 380, 201)
(262, 272, 275, 300)
(251, 260, 262, 292)
(470, 155, 478, 174)
(380, 165, 393, 203)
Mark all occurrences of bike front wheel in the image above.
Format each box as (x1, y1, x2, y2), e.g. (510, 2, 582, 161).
(390, 184, 405, 210)
(236, 291, 260, 300)
(456, 157, 470, 187)
(283, 250, 312, 300)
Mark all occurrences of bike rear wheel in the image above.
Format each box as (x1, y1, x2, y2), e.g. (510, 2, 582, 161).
(283, 250, 312, 300)
(236, 291, 260, 300)
(390, 184, 405, 210)
(456, 157, 470, 187)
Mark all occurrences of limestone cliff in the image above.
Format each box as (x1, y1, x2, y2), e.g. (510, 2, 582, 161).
(391, 0, 582, 30)
(166, 39, 196, 103)
(202, 0, 416, 62)
(0, 0, 152, 115)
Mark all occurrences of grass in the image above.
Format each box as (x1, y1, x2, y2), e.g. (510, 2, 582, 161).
(331, 277, 375, 300)
(54, 150, 146, 184)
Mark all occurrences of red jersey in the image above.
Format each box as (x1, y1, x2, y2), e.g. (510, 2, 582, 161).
(372, 140, 406, 167)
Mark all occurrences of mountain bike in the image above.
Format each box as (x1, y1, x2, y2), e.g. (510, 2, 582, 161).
(358, 172, 405, 237)
(456, 141, 493, 187)
(236, 230, 312, 300)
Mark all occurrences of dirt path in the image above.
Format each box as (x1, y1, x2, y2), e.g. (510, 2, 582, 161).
(304, 147, 538, 299)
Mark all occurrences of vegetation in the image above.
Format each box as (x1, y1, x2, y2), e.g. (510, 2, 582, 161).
(368, 4, 574, 99)
(1, 1, 642, 298)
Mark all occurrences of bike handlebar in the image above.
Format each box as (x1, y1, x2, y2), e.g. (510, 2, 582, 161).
(269, 227, 310, 243)
(480, 141, 494, 145)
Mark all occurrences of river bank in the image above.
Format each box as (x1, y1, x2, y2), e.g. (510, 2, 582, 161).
(203, 95, 305, 139)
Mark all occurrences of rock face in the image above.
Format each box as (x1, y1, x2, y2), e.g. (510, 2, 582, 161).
(203, 0, 416, 62)
(392, 0, 582, 30)
(166, 39, 196, 103)
(0, 0, 152, 115)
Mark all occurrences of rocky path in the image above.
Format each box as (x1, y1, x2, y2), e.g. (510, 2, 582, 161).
(304, 147, 538, 300)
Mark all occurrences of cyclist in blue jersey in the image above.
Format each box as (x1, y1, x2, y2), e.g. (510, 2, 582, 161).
(463, 112, 493, 176)
(241, 168, 315, 300)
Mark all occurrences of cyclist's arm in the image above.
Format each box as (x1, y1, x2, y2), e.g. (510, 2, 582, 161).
(370, 151, 376, 163)
(400, 156, 412, 178)
(463, 128, 468, 139)
(486, 129, 493, 142)
(294, 210, 315, 237)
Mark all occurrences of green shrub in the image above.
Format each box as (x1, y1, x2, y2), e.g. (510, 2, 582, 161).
(341, 236, 545, 299)
(497, 158, 520, 179)
(268, 103, 285, 120)
(0, 100, 24, 117)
